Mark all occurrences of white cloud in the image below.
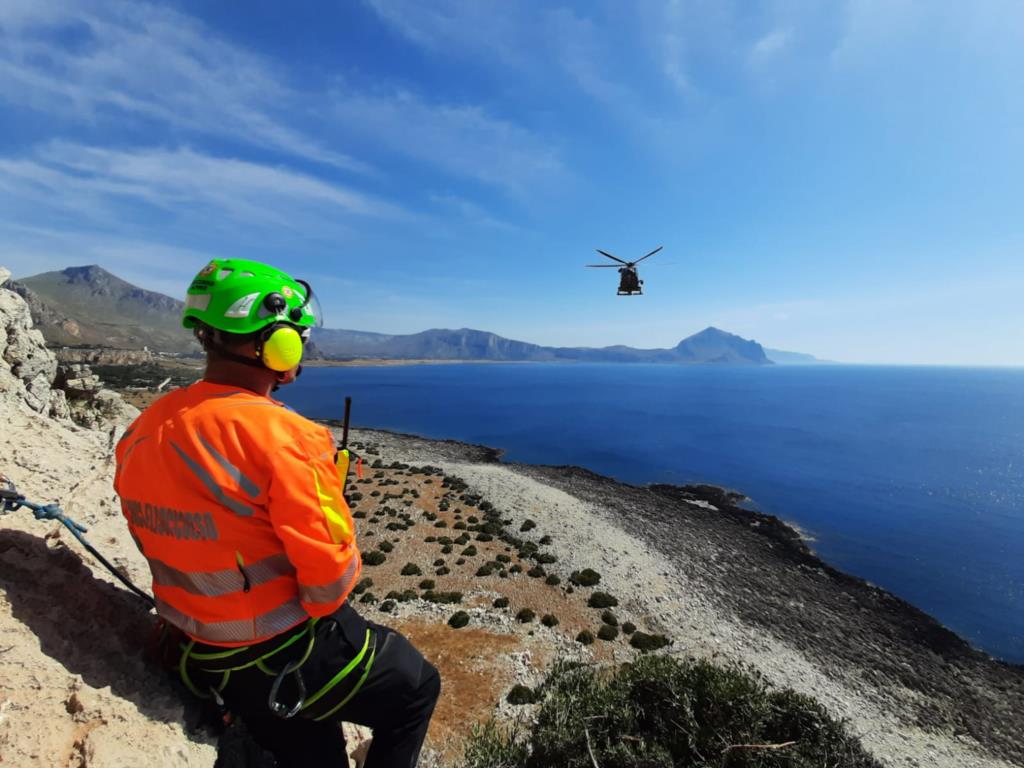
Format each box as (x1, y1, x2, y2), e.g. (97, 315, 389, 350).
(752, 28, 792, 60)
(330, 89, 566, 198)
(0, 0, 369, 172)
(0, 143, 409, 252)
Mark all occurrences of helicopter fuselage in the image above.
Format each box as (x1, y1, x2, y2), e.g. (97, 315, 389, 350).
(617, 266, 643, 295)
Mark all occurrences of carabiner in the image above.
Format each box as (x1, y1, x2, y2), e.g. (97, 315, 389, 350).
(268, 657, 307, 719)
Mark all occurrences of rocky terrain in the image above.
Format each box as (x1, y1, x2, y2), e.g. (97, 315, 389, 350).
(1, 265, 1022, 767)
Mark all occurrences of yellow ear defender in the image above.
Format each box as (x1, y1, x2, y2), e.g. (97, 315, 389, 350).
(259, 324, 305, 372)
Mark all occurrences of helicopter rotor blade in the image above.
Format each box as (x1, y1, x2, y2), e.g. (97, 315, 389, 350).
(595, 249, 631, 266)
(632, 245, 663, 265)
(586, 264, 621, 268)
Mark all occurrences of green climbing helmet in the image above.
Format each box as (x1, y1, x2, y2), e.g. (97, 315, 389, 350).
(182, 258, 322, 335)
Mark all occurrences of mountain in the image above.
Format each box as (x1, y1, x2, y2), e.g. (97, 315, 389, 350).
(13, 266, 194, 353)
(765, 348, 832, 365)
(13, 265, 782, 364)
(312, 325, 773, 365)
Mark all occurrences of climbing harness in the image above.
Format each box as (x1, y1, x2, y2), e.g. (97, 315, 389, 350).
(176, 616, 377, 721)
(0, 473, 155, 608)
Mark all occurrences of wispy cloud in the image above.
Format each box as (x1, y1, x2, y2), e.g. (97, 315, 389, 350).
(330, 89, 567, 199)
(0, 0, 369, 172)
(0, 143, 404, 226)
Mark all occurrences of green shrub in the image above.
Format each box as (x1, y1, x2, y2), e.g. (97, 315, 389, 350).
(569, 568, 601, 587)
(544, 574, 561, 586)
(622, 621, 636, 635)
(532, 552, 557, 565)
(527, 565, 546, 578)
(506, 685, 537, 705)
(575, 630, 595, 645)
(509, 564, 522, 574)
(476, 564, 496, 577)
(462, 545, 478, 557)
(379, 599, 395, 613)
(448, 611, 470, 629)
(423, 590, 463, 604)
(520, 519, 536, 532)
(385, 589, 417, 603)
(541, 614, 559, 628)
(433, 558, 445, 566)
(352, 577, 373, 595)
(377, 540, 394, 553)
(476, 533, 494, 542)
(515, 608, 535, 623)
(629, 632, 671, 652)
(400, 563, 422, 576)
(587, 591, 618, 609)
(363, 551, 386, 566)
(358, 592, 376, 604)
(496, 553, 511, 563)
(601, 610, 617, 626)
(461, 656, 882, 768)
(441, 545, 453, 554)
(597, 624, 619, 642)
(539, 535, 552, 545)
(419, 579, 436, 590)
(435, 566, 450, 576)
(493, 597, 510, 609)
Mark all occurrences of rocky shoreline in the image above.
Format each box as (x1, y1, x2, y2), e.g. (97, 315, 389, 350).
(351, 427, 1024, 768)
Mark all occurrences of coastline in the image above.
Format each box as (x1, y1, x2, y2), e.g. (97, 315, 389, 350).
(344, 426, 1024, 768)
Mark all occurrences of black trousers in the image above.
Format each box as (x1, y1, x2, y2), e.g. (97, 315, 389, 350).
(203, 604, 440, 768)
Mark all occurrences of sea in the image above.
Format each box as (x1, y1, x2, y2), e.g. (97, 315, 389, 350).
(278, 363, 1024, 664)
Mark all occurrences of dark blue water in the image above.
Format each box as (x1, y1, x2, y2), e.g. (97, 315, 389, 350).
(279, 364, 1024, 663)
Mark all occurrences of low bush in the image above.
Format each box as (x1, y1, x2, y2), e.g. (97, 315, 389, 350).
(587, 591, 618, 609)
(462, 545, 478, 557)
(532, 552, 557, 565)
(358, 592, 376, 604)
(515, 608, 535, 623)
(601, 610, 617, 626)
(597, 624, 619, 642)
(363, 551, 386, 566)
(423, 590, 463, 604)
(519, 519, 536, 532)
(400, 563, 422, 576)
(352, 577, 373, 595)
(541, 614, 559, 628)
(575, 630, 594, 645)
(569, 568, 601, 587)
(506, 685, 537, 705)
(493, 597, 510, 609)
(544, 574, 561, 586)
(448, 611, 470, 629)
(379, 599, 395, 613)
(377, 541, 394, 553)
(527, 565, 546, 578)
(418, 579, 436, 590)
(461, 656, 882, 768)
(435, 566, 451, 576)
(622, 621, 636, 635)
(629, 632, 671, 652)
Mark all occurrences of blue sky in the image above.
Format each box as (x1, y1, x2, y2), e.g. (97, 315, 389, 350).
(1, 1, 1021, 364)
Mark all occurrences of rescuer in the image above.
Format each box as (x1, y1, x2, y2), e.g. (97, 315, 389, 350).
(115, 258, 440, 767)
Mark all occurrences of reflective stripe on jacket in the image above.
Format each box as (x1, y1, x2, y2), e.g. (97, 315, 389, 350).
(114, 380, 361, 647)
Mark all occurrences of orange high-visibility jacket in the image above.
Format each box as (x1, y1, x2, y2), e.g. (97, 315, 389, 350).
(114, 380, 361, 646)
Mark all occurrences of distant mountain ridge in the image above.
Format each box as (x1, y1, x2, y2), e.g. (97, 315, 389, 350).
(311, 325, 772, 364)
(12, 265, 193, 353)
(14, 265, 785, 364)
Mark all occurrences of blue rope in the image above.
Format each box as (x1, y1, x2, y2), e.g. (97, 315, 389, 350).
(1, 490, 155, 608)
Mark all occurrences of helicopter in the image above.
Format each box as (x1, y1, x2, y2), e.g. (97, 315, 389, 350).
(587, 246, 663, 295)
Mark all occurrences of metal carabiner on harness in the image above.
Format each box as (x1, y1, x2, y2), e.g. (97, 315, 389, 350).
(268, 657, 307, 719)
